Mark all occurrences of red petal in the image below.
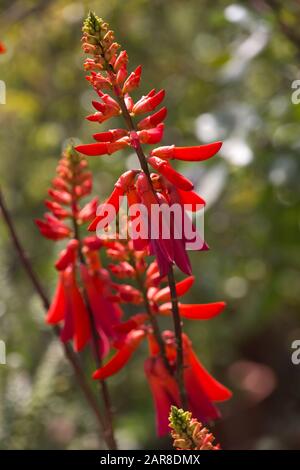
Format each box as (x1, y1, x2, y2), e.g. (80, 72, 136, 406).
(133, 90, 165, 114)
(71, 282, 91, 351)
(173, 142, 222, 161)
(75, 143, 109, 156)
(188, 347, 232, 401)
(92, 100, 105, 112)
(92, 329, 145, 379)
(92, 131, 114, 142)
(138, 107, 167, 130)
(88, 185, 124, 231)
(46, 274, 66, 324)
(55, 239, 79, 271)
(148, 157, 194, 191)
(159, 301, 226, 319)
(153, 276, 194, 303)
(0, 42, 6, 54)
(179, 302, 226, 319)
(178, 188, 206, 210)
(78, 197, 98, 223)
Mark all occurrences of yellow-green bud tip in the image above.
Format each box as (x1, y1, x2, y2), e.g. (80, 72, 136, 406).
(82, 11, 108, 37)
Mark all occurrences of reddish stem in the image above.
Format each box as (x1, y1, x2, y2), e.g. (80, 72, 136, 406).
(0, 187, 109, 444)
(69, 161, 117, 450)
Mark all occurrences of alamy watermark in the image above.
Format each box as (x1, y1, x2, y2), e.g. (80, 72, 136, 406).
(291, 80, 300, 104)
(291, 340, 300, 365)
(94, 198, 205, 250)
(0, 80, 6, 104)
(0, 340, 6, 365)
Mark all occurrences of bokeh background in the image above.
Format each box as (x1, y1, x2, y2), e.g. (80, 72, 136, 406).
(1, 0, 300, 450)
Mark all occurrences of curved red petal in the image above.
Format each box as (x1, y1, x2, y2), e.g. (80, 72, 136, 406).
(173, 142, 222, 161)
(92, 329, 145, 380)
(188, 348, 232, 401)
(154, 276, 195, 303)
(179, 302, 226, 319)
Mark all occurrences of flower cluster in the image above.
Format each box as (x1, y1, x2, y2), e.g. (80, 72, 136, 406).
(75, 12, 222, 277)
(36, 146, 122, 355)
(35, 13, 232, 445)
(92, 241, 231, 436)
(169, 406, 220, 450)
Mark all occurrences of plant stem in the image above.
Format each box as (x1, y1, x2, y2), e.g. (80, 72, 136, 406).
(0, 187, 108, 444)
(112, 86, 173, 371)
(133, 260, 173, 375)
(70, 178, 117, 450)
(111, 82, 187, 402)
(167, 265, 187, 408)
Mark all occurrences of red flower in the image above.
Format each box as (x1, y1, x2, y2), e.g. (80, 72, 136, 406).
(35, 213, 71, 240)
(92, 329, 231, 436)
(0, 42, 6, 54)
(150, 142, 222, 161)
(47, 267, 91, 352)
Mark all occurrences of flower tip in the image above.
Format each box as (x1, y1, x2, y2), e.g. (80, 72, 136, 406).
(87, 218, 98, 232)
(92, 369, 102, 380)
(0, 42, 6, 54)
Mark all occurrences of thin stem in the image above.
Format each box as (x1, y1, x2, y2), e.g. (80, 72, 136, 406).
(110, 79, 187, 400)
(0, 187, 108, 444)
(167, 266, 187, 408)
(112, 87, 173, 370)
(134, 262, 173, 375)
(70, 184, 117, 450)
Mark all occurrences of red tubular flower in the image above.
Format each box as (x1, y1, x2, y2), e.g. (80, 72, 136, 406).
(93, 329, 146, 379)
(35, 214, 71, 240)
(78, 14, 232, 432)
(55, 239, 79, 271)
(146, 331, 231, 435)
(137, 123, 164, 145)
(37, 146, 125, 358)
(151, 142, 222, 161)
(80, 263, 122, 345)
(147, 156, 194, 191)
(44, 200, 70, 218)
(88, 170, 138, 232)
(47, 267, 91, 352)
(114, 50, 128, 71)
(152, 276, 195, 303)
(78, 196, 98, 223)
(112, 283, 143, 304)
(0, 42, 6, 54)
(183, 334, 231, 402)
(95, 324, 231, 436)
(93, 128, 127, 142)
(132, 89, 165, 115)
(113, 313, 148, 335)
(158, 301, 226, 320)
(122, 65, 142, 93)
(46, 272, 66, 324)
(109, 261, 135, 278)
(137, 107, 167, 130)
(48, 188, 72, 205)
(144, 356, 181, 436)
(177, 188, 206, 211)
(75, 138, 129, 157)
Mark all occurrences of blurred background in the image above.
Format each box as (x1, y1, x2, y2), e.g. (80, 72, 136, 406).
(0, 0, 300, 450)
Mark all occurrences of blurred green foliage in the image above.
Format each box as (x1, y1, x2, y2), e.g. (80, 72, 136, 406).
(1, 0, 300, 450)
